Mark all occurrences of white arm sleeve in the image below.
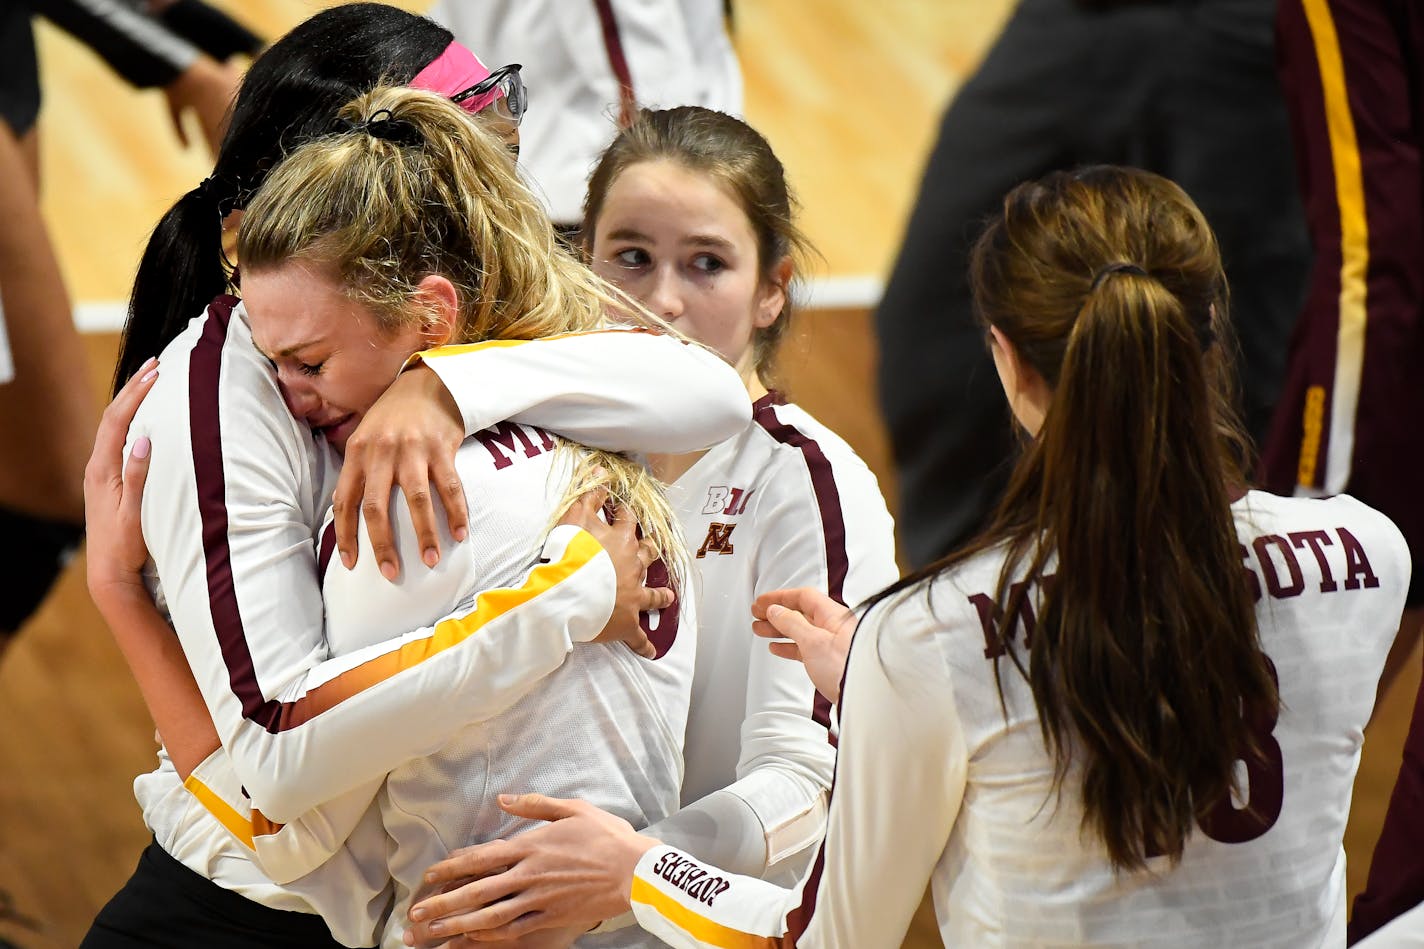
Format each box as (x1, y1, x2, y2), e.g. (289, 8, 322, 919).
(417, 329, 751, 453)
(138, 304, 616, 825)
(182, 465, 585, 877)
(182, 752, 383, 885)
(224, 524, 612, 823)
(629, 596, 966, 947)
(652, 425, 899, 876)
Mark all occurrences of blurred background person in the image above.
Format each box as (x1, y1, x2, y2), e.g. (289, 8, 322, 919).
(1257, 0, 1424, 941)
(426, 0, 741, 237)
(0, 0, 253, 651)
(876, 0, 1310, 570)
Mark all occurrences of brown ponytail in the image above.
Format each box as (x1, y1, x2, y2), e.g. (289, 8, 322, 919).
(878, 165, 1276, 870)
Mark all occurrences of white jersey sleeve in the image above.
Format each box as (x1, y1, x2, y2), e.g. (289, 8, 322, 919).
(182, 754, 384, 885)
(653, 398, 899, 876)
(184, 441, 599, 882)
(133, 300, 618, 827)
(416, 328, 751, 454)
(630, 589, 964, 948)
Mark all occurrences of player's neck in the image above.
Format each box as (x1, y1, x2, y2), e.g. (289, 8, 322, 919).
(649, 448, 710, 485)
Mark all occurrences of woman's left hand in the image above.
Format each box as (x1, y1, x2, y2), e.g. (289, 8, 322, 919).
(405, 794, 659, 945)
(83, 357, 160, 606)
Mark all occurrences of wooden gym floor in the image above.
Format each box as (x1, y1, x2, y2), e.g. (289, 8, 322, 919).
(1, 2, 1415, 946)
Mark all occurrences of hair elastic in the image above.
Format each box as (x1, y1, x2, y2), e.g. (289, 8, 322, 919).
(361, 109, 424, 147)
(1090, 262, 1148, 290)
(410, 40, 496, 113)
(197, 174, 243, 216)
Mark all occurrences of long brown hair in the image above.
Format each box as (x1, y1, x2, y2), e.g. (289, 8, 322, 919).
(877, 166, 1277, 870)
(581, 106, 814, 382)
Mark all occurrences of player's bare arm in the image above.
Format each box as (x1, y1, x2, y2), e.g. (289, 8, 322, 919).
(84, 356, 221, 778)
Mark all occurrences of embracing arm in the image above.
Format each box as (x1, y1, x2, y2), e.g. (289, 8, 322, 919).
(123, 303, 635, 826)
(333, 328, 751, 576)
(87, 361, 588, 872)
(84, 358, 218, 779)
(418, 329, 750, 453)
(628, 600, 963, 948)
(408, 599, 963, 947)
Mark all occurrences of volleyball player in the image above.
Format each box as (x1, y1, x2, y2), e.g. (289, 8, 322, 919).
(401, 107, 899, 943)
(80, 7, 748, 946)
(414, 166, 1410, 947)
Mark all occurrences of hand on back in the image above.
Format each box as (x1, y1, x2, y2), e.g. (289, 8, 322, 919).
(83, 357, 160, 607)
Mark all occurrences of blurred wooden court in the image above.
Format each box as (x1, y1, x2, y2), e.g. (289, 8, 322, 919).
(1, 1, 1417, 946)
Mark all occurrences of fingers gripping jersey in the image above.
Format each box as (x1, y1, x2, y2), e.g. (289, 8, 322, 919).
(126, 300, 744, 944)
(629, 491, 1409, 948)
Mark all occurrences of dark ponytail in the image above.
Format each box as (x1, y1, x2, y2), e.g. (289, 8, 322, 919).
(871, 165, 1275, 870)
(115, 186, 230, 393)
(114, 2, 452, 393)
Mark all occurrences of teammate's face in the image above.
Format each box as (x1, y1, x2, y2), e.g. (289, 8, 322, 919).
(589, 160, 783, 378)
(244, 260, 429, 454)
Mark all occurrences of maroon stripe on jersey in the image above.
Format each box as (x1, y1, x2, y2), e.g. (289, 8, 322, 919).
(318, 521, 337, 581)
(785, 604, 872, 942)
(190, 296, 272, 725)
(753, 392, 845, 740)
(189, 296, 309, 733)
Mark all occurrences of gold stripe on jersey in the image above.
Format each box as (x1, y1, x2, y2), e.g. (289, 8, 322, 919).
(411, 328, 663, 367)
(183, 528, 607, 838)
(181, 774, 285, 849)
(631, 877, 782, 949)
(1301, 0, 1369, 494)
(260, 528, 605, 729)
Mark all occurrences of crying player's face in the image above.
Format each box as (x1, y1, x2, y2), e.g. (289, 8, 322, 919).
(244, 258, 431, 454)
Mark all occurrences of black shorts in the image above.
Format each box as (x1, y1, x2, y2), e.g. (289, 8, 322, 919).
(0, 6, 38, 137)
(0, 505, 82, 639)
(81, 840, 368, 949)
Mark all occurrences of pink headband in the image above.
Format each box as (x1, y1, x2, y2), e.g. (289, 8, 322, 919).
(410, 40, 500, 113)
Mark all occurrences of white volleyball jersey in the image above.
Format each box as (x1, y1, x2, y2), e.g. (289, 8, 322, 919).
(125, 299, 749, 945)
(318, 424, 693, 949)
(647, 393, 899, 879)
(629, 491, 1410, 948)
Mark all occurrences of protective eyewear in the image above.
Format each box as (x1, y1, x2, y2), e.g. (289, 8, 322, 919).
(452, 63, 527, 127)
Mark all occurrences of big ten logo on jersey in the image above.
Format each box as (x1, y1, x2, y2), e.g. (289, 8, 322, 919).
(697, 486, 753, 559)
(702, 486, 753, 516)
(474, 421, 556, 470)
